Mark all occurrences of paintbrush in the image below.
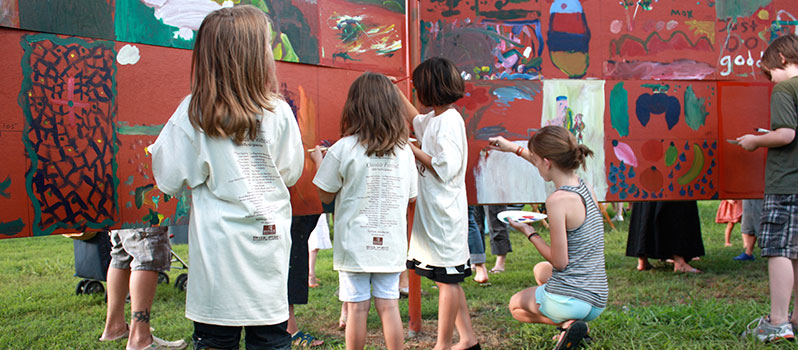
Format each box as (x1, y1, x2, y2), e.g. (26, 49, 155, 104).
(726, 139, 739, 145)
(392, 76, 411, 84)
(306, 146, 328, 153)
(755, 128, 771, 133)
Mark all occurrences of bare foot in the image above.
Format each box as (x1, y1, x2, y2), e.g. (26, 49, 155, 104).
(725, 242, 733, 247)
(674, 263, 702, 273)
(308, 275, 319, 288)
(636, 258, 653, 271)
(99, 323, 128, 342)
(473, 264, 489, 283)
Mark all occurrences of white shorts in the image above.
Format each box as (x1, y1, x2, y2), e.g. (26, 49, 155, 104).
(338, 271, 401, 302)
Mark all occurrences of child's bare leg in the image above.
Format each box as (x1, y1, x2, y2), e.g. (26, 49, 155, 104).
(434, 282, 460, 350)
(508, 287, 556, 325)
(769, 257, 794, 325)
(374, 298, 403, 350)
(309, 248, 320, 286)
(345, 300, 370, 350)
(533, 261, 552, 286)
(724, 223, 734, 246)
(743, 234, 756, 256)
(452, 285, 478, 350)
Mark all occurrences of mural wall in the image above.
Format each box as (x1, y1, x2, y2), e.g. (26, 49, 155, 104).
(0, 0, 402, 237)
(1, 0, 797, 236)
(423, 0, 797, 203)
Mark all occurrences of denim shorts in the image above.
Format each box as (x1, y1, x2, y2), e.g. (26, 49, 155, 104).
(109, 227, 171, 272)
(193, 321, 291, 350)
(535, 285, 604, 324)
(338, 271, 401, 302)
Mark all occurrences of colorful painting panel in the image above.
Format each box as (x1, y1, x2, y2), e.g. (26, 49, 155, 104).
(604, 81, 719, 201)
(19, 0, 115, 40)
(715, 1, 773, 80)
(318, 0, 406, 76)
(460, 80, 546, 203)
(419, 0, 541, 22)
(20, 34, 118, 236)
(601, 0, 717, 80)
(540, 0, 602, 79)
(115, 0, 321, 64)
(717, 82, 770, 198)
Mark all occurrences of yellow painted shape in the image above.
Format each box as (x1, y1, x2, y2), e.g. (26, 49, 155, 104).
(685, 20, 715, 44)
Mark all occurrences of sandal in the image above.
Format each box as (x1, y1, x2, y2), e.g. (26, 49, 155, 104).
(554, 321, 588, 350)
(99, 323, 129, 342)
(291, 331, 324, 347)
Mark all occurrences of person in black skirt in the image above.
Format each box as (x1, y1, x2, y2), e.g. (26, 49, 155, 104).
(626, 201, 704, 273)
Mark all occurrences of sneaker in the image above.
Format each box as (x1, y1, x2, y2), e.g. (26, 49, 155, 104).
(742, 316, 795, 343)
(733, 253, 755, 261)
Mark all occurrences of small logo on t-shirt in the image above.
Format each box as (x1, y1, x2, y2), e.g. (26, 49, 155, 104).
(367, 236, 388, 251)
(373, 236, 383, 246)
(253, 224, 279, 241)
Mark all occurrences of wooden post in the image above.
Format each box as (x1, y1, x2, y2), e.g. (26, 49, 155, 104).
(406, 0, 423, 338)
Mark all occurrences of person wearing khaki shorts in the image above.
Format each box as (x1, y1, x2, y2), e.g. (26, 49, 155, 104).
(99, 227, 187, 350)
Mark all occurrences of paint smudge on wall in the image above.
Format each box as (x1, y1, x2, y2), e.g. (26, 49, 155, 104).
(474, 143, 549, 203)
(684, 85, 709, 130)
(0, 176, 10, 198)
(0, 218, 25, 236)
(461, 81, 541, 140)
(604, 59, 715, 80)
(609, 82, 629, 137)
(139, 0, 232, 41)
(716, 0, 773, 20)
(19, 34, 118, 235)
(117, 44, 141, 65)
(547, 0, 590, 78)
(0, 0, 18, 27)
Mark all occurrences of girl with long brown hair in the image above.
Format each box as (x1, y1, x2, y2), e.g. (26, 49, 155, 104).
(310, 72, 417, 350)
(151, 5, 304, 349)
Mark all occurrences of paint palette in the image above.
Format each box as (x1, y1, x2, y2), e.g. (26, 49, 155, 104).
(497, 210, 547, 224)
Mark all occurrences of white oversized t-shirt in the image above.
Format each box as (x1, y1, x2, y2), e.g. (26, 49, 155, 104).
(313, 136, 418, 273)
(407, 108, 469, 267)
(151, 96, 303, 326)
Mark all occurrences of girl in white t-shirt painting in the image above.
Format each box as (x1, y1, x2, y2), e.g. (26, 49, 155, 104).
(151, 6, 304, 349)
(399, 57, 481, 350)
(311, 72, 418, 350)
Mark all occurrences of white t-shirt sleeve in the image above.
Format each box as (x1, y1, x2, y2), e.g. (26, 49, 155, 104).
(428, 131, 464, 183)
(151, 105, 208, 196)
(313, 144, 343, 194)
(407, 148, 419, 199)
(271, 101, 304, 187)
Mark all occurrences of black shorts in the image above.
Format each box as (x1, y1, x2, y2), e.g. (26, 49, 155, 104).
(288, 214, 320, 305)
(406, 259, 471, 284)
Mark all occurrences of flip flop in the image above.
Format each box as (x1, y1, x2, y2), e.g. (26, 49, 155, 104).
(554, 321, 588, 350)
(489, 268, 504, 274)
(292, 331, 324, 347)
(98, 323, 128, 342)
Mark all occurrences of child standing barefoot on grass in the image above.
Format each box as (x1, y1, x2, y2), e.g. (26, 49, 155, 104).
(715, 200, 743, 247)
(311, 72, 417, 350)
(151, 6, 304, 349)
(489, 126, 607, 350)
(737, 34, 798, 343)
(399, 57, 480, 350)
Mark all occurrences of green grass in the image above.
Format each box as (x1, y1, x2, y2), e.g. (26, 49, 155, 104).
(0, 201, 792, 349)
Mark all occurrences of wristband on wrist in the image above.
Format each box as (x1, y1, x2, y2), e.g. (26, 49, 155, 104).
(526, 231, 539, 240)
(515, 146, 524, 156)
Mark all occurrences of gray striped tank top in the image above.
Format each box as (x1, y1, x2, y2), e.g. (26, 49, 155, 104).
(544, 179, 608, 309)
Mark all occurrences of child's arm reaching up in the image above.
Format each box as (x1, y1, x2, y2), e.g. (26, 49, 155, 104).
(395, 85, 420, 127)
(310, 146, 337, 204)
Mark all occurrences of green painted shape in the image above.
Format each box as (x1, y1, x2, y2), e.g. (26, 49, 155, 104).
(135, 184, 155, 209)
(0, 219, 25, 236)
(18, 34, 119, 236)
(116, 121, 164, 136)
(609, 82, 630, 137)
(641, 83, 670, 93)
(665, 142, 678, 167)
(0, 175, 10, 198)
(115, 0, 195, 50)
(684, 85, 709, 131)
(716, 0, 773, 20)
